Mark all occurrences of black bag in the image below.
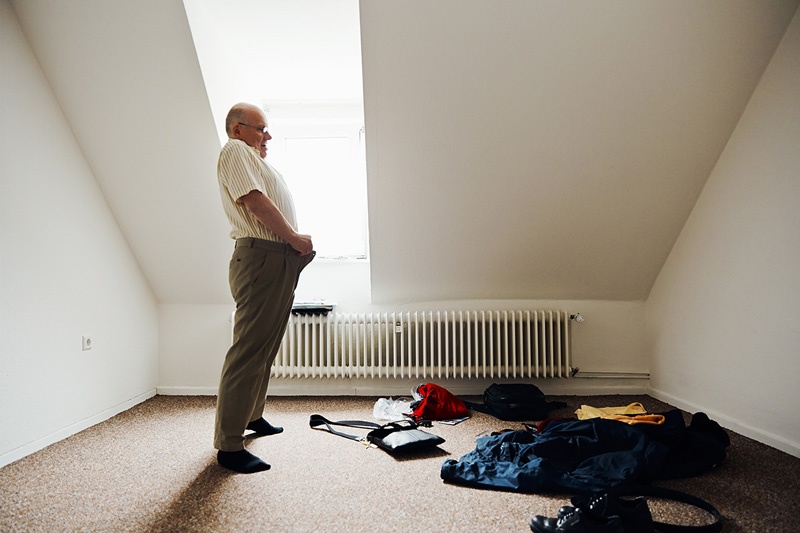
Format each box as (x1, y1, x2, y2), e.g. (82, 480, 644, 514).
(309, 414, 445, 454)
(474, 383, 567, 421)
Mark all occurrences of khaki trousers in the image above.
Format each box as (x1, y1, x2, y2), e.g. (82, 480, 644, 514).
(214, 238, 314, 451)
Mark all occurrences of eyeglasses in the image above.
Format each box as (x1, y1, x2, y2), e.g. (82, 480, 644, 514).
(238, 122, 269, 134)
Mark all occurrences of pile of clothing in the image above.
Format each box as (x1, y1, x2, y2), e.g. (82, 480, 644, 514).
(441, 407, 730, 494)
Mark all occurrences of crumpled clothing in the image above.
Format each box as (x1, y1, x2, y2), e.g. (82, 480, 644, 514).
(410, 383, 469, 421)
(441, 409, 729, 494)
(604, 414, 665, 425)
(373, 397, 413, 421)
(576, 402, 647, 420)
(441, 416, 669, 494)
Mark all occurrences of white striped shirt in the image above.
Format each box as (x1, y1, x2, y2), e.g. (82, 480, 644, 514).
(217, 139, 298, 242)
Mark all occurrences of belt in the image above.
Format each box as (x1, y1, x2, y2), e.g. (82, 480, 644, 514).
(235, 237, 295, 254)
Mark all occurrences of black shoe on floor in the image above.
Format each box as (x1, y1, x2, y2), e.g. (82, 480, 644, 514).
(530, 508, 623, 533)
(217, 449, 271, 474)
(246, 417, 284, 436)
(568, 492, 654, 533)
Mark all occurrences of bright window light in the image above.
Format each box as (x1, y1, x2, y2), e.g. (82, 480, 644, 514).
(266, 109, 368, 259)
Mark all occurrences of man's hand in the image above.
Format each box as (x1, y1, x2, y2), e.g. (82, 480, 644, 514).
(288, 234, 314, 256)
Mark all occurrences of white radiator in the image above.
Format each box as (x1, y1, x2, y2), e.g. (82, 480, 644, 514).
(272, 310, 573, 380)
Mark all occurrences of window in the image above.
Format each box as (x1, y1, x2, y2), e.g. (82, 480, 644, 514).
(266, 103, 368, 259)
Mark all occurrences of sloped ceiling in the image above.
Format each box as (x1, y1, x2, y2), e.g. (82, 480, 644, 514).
(360, 0, 799, 302)
(10, 0, 799, 305)
(11, 0, 231, 304)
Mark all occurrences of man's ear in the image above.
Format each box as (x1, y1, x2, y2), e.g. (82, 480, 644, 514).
(230, 123, 242, 139)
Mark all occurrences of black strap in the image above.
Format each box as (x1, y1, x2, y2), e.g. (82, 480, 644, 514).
(309, 414, 424, 443)
(610, 485, 723, 533)
(309, 414, 382, 441)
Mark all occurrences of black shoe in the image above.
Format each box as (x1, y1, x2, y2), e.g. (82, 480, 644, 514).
(568, 492, 654, 533)
(246, 417, 284, 436)
(217, 449, 270, 474)
(530, 508, 623, 533)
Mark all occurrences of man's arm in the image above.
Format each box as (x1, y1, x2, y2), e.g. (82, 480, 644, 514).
(239, 190, 314, 255)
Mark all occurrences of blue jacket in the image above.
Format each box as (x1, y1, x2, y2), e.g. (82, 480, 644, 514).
(440, 410, 727, 494)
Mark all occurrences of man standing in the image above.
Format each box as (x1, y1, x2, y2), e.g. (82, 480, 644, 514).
(215, 102, 314, 473)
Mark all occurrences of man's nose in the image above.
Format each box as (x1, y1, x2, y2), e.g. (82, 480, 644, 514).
(264, 131, 272, 141)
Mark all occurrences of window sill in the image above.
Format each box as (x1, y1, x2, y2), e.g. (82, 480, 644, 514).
(313, 255, 369, 263)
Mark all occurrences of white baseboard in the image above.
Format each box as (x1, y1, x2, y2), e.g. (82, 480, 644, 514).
(649, 387, 800, 458)
(0, 389, 157, 468)
(157, 386, 218, 396)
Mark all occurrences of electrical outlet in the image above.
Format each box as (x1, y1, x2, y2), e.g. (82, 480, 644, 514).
(82, 336, 93, 351)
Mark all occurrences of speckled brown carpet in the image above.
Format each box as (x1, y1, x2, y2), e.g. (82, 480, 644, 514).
(1, 394, 797, 532)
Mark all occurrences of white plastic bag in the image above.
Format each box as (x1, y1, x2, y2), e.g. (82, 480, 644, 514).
(373, 397, 413, 421)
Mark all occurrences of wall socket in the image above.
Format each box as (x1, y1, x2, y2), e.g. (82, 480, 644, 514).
(82, 336, 93, 351)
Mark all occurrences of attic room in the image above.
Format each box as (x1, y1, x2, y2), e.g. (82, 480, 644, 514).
(1, 0, 798, 486)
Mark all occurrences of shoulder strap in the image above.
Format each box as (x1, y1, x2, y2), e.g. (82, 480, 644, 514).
(611, 485, 723, 533)
(309, 414, 382, 441)
(462, 400, 492, 415)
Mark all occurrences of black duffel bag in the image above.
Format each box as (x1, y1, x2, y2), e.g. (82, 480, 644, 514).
(469, 383, 567, 421)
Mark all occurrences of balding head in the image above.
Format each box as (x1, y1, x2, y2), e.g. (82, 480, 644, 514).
(225, 102, 265, 137)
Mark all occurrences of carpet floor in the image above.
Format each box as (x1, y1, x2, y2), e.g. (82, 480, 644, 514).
(1, 394, 797, 532)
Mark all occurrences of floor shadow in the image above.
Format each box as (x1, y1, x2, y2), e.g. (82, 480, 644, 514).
(391, 446, 450, 462)
(145, 460, 237, 533)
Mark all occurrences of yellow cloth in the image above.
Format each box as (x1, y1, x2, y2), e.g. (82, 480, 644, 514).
(576, 402, 647, 420)
(575, 403, 664, 425)
(603, 414, 665, 425)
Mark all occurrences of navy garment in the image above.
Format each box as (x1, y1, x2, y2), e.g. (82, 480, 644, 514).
(440, 410, 727, 494)
(641, 411, 729, 480)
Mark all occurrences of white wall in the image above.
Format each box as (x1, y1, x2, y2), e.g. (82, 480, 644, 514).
(11, 0, 232, 305)
(0, 0, 159, 467)
(359, 0, 797, 304)
(647, 7, 800, 457)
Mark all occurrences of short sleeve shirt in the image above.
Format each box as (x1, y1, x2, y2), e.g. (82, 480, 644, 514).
(217, 138, 298, 241)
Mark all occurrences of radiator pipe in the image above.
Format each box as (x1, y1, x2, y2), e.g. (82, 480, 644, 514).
(571, 370, 650, 379)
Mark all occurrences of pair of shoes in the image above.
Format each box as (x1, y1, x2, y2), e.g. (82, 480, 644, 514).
(531, 492, 654, 533)
(217, 449, 270, 474)
(530, 507, 623, 533)
(246, 417, 284, 436)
